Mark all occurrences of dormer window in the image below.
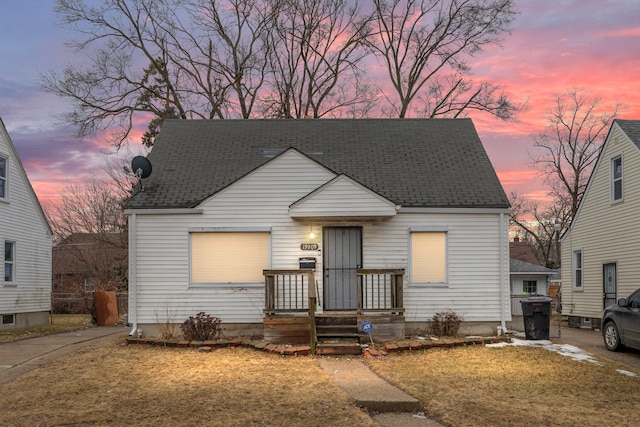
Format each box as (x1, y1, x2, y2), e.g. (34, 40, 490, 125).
(612, 155, 622, 202)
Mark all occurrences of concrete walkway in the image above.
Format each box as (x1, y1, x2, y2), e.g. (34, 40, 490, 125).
(0, 325, 129, 385)
(318, 358, 445, 427)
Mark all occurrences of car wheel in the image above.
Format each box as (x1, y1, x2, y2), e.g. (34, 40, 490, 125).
(603, 321, 622, 351)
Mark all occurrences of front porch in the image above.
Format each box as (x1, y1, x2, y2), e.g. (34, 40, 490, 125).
(263, 269, 405, 353)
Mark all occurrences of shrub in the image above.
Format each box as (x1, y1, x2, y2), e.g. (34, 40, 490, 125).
(430, 311, 463, 337)
(181, 312, 222, 341)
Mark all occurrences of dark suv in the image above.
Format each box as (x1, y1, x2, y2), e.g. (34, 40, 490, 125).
(602, 288, 640, 352)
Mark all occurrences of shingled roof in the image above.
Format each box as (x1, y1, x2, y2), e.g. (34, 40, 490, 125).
(616, 119, 640, 149)
(127, 118, 510, 210)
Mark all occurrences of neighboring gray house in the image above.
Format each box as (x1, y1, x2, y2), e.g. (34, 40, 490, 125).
(560, 119, 640, 329)
(126, 119, 511, 344)
(0, 118, 52, 329)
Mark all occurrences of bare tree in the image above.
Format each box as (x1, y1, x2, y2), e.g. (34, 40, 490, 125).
(43, 0, 278, 146)
(48, 178, 129, 239)
(185, 0, 280, 118)
(44, 0, 523, 143)
(532, 89, 620, 219)
(48, 177, 131, 292)
(366, 0, 519, 118)
(510, 89, 621, 267)
(263, 0, 378, 118)
(509, 192, 570, 269)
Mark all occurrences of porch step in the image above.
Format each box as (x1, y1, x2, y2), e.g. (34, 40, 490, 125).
(315, 315, 360, 339)
(316, 325, 360, 338)
(316, 342, 363, 355)
(315, 314, 358, 326)
(315, 314, 361, 355)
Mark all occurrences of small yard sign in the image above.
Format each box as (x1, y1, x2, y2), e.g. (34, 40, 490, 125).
(360, 320, 373, 333)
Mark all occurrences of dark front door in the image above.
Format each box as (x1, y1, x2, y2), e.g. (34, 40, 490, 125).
(603, 263, 617, 309)
(323, 227, 362, 310)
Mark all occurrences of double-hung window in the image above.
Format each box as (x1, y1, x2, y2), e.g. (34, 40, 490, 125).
(612, 155, 622, 202)
(573, 250, 582, 290)
(0, 155, 7, 200)
(4, 241, 15, 283)
(411, 231, 447, 284)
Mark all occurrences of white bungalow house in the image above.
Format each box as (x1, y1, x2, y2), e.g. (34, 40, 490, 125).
(125, 119, 511, 348)
(0, 118, 52, 329)
(560, 119, 640, 329)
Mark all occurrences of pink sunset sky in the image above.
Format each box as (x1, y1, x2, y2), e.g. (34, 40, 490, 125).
(1, 1, 639, 212)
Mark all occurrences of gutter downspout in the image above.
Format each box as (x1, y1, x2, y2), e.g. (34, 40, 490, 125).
(128, 212, 138, 336)
(500, 212, 509, 334)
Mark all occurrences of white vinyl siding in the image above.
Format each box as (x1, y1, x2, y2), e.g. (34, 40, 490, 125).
(191, 232, 269, 283)
(411, 232, 446, 283)
(0, 122, 52, 320)
(289, 175, 396, 218)
(561, 123, 640, 318)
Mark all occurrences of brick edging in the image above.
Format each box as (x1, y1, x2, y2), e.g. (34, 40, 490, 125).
(125, 335, 511, 356)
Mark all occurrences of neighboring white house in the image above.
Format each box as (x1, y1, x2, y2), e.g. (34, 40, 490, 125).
(509, 259, 558, 316)
(0, 118, 52, 329)
(508, 237, 559, 315)
(560, 119, 640, 329)
(126, 119, 512, 341)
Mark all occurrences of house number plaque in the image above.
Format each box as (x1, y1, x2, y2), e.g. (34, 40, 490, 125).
(300, 243, 319, 250)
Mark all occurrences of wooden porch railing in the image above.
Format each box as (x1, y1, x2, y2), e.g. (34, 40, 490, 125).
(263, 270, 315, 314)
(263, 268, 404, 314)
(264, 269, 316, 353)
(357, 269, 404, 313)
(264, 268, 404, 352)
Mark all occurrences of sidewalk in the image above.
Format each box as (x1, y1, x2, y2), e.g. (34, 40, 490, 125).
(318, 357, 445, 427)
(0, 325, 129, 385)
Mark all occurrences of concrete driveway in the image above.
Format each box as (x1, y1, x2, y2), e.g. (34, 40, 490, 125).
(555, 324, 640, 371)
(0, 325, 129, 385)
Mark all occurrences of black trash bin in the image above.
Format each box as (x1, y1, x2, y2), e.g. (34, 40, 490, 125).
(520, 296, 553, 340)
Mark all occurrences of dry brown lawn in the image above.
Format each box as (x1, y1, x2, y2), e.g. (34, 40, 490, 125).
(366, 345, 640, 427)
(0, 339, 375, 427)
(0, 314, 94, 344)
(1, 335, 639, 426)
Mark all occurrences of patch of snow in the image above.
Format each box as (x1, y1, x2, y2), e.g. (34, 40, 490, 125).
(487, 338, 602, 365)
(487, 339, 640, 377)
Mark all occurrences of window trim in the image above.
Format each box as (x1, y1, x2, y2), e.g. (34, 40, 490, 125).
(2, 314, 15, 325)
(409, 230, 448, 286)
(4, 240, 16, 284)
(523, 280, 538, 294)
(189, 230, 271, 287)
(611, 155, 623, 203)
(573, 249, 583, 290)
(0, 154, 7, 201)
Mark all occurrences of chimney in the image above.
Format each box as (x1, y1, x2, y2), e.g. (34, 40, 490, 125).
(513, 236, 520, 243)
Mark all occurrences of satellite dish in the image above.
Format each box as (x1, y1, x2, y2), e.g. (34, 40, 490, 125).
(131, 156, 152, 179)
